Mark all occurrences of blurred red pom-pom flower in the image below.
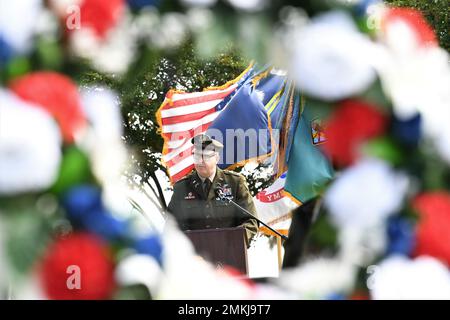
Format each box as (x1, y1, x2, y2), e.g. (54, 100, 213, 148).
(382, 7, 437, 48)
(323, 100, 387, 167)
(413, 192, 450, 266)
(78, 0, 125, 39)
(50, 0, 125, 39)
(39, 232, 116, 300)
(9, 72, 86, 143)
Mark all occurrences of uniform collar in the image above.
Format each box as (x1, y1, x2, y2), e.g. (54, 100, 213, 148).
(190, 167, 224, 200)
(197, 169, 216, 184)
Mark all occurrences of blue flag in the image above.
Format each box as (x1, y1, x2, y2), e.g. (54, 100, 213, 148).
(205, 67, 301, 170)
(206, 78, 273, 169)
(253, 69, 286, 106)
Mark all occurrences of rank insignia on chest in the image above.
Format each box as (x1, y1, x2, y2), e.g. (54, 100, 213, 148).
(219, 184, 233, 198)
(222, 187, 232, 196)
(184, 192, 196, 200)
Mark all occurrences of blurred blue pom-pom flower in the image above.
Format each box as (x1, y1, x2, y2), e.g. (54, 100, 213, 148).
(83, 208, 129, 241)
(0, 36, 14, 65)
(63, 185, 129, 241)
(386, 216, 415, 256)
(133, 234, 163, 265)
(63, 185, 103, 220)
(325, 293, 346, 300)
(391, 113, 422, 147)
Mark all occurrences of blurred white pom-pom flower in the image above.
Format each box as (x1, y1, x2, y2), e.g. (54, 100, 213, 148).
(0, 0, 43, 54)
(324, 158, 409, 229)
(226, 0, 268, 12)
(148, 12, 188, 50)
(186, 7, 214, 32)
(115, 254, 163, 294)
(90, 145, 127, 186)
(0, 90, 62, 195)
(370, 255, 450, 300)
(373, 23, 450, 122)
(78, 86, 127, 186)
(339, 224, 387, 267)
(80, 86, 123, 141)
(372, 12, 450, 164)
(180, 0, 217, 7)
(277, 257, 357, 299)
(434, 125, 450, 165)
(285, 11, 376, 101)
(70, 14, 137, 75)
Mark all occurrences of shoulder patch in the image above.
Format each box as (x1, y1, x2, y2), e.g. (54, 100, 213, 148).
(173, 171, 193, 185)
(223, 170, 241, 177)
(174, 176, 188, 184)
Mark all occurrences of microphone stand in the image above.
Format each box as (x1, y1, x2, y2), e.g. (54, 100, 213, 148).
(215, 189, 289, 241)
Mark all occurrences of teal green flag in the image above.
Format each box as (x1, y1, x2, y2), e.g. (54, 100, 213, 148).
(284, 106, 334, 203)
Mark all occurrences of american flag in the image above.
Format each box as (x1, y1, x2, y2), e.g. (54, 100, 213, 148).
(156, 65, 254, 183)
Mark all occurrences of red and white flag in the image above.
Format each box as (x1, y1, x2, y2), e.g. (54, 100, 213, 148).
(156, 65, 253, 183)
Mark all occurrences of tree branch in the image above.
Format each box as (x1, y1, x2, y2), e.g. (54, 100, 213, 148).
(149, 171, 167, 210)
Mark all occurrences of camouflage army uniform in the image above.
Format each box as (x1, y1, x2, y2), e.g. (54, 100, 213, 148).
(167, 167, 259, 246)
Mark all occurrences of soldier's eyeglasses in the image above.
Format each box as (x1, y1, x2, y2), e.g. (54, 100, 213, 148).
(193, 153, 216, 162)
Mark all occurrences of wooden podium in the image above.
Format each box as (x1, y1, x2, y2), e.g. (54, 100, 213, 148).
(185, 227, 248, 275)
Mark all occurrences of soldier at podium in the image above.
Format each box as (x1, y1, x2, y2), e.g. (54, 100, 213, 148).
(167, 134, 259, 246)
